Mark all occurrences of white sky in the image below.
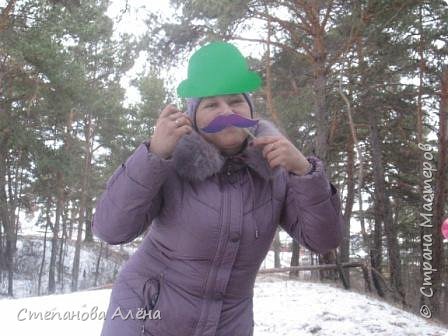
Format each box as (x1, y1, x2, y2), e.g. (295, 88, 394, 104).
(107, 0, 266, 106)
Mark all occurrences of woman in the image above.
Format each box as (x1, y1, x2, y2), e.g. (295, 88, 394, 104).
(92, 42, 344, 336)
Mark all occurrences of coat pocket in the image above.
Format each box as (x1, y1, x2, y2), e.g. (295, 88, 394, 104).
(110, 273, 165, 335)
(143, 277, 161, 312)
(110, 273, 163, 319)
(142, 274, 198, 336)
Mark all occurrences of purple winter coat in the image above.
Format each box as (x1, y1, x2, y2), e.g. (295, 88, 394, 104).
(92, 119, 344, 336)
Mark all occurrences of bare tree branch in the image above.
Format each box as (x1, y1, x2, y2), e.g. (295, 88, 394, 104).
(250, 9, 314, 59)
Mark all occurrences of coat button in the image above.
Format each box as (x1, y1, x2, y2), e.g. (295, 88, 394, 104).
(229, 232, 240, 243)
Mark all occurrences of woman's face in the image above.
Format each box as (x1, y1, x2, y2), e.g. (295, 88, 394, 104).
(196, 94, 251, 155)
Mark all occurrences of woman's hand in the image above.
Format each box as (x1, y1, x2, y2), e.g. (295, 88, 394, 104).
(251, 135, 312, 176)
(149, 104, 193, 159)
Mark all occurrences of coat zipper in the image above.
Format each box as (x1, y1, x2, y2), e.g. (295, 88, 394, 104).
(248, 170, 259, 240)
(210, 186, 230, 292)
(195, 184, 228, 335)
(254, 222, 259, 239)
(208, 184, 230, 296)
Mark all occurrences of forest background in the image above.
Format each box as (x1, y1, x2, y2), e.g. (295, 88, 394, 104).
(0, 0, 447, 325)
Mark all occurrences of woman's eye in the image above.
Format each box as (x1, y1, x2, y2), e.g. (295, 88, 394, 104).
(230, 99, 243, 104)
(204, 99, 242, 108)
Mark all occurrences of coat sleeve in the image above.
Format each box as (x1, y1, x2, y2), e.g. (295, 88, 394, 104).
(91, 141, 171, 245)
(278, 156, 344, 254)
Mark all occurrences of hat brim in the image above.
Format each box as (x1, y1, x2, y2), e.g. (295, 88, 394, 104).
(177, 71, 262, 98)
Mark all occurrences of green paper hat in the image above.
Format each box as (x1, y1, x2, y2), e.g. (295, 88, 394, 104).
(177, 41, 262, 98)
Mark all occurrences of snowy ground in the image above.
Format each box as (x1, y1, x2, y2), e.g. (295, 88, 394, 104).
(253, 279, 448, 336)
(1, 278, 446, 336)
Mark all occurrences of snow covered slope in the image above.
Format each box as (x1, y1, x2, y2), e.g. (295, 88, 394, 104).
(1, 279, 446, 336)
(253, 280, 447, 336)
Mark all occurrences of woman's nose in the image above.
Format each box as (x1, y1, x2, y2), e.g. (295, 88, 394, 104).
(219, 102, 233, 115)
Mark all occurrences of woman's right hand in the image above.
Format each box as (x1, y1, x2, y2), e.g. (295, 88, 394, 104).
(149, 104, 194, 159)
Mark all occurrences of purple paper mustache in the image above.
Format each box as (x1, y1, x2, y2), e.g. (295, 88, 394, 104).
(200, 113, 259, 133)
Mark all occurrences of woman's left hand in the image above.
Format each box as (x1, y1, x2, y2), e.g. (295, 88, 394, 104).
(251, 135, 313, 176)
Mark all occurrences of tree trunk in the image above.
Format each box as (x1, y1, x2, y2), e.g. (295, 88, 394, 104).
(49, 170, 64, 294)
(71, 112, 93, 291)
(264, 8, 280, 124)
(356, 42, 385, 299)
(273, 228, 281, 268)
(308, 2, 336, 281)
(357, 37, 405, 303)
(0, 223, 3, 272)
(84, 204, 93, 242)
(94, 241, 103, 287)
(341, 135, 355, 286)
(58, 203, 70, 289)
(0, 146, 14, 296)
(38, 204, 50, 296)
(366, 93, 405, 305)
(289, 240, 300, 278)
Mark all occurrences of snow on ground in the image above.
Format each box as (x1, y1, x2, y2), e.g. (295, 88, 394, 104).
(253, 280, 447, 336)
(0, 287, 110, 335)
(1, 278, 446, 336)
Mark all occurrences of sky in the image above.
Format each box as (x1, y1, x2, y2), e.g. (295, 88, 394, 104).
(106, 0, 266, 106)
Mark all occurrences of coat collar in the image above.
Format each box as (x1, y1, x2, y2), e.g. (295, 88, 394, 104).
(171, 119, 284, 182)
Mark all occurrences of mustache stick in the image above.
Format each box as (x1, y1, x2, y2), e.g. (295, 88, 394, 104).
(242, 127, 256, 140)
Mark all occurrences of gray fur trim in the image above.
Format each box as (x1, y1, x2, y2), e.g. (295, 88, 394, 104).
(171, 119, 284, 182)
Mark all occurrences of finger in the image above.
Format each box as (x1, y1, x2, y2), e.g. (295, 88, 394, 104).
(167, 111, 185, 121)
(183, 114, 194, 126)
(262, 142, 280, 158)
(268, 155, 283, 169)
(175, 124, 193, 136)
(168, 112, 193, 127)
(262, 143, 272, 158)
(252, 136, 280, 147)
(170, 116, 192, 130)
(160, 104, 179, 118)
(265, 147, 282, 163)
(176, 114, 193, 127)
